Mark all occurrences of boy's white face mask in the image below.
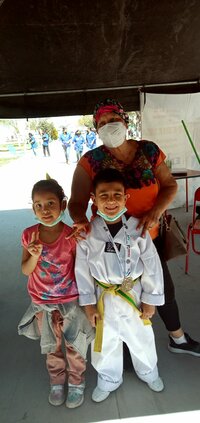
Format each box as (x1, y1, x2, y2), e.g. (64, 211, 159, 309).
(97, 207, 127, 222)
(98, 122, 126, 148)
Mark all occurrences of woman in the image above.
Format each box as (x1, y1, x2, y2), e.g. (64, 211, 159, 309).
(73, 130, 85, 161)
(68, 98, 200, 356)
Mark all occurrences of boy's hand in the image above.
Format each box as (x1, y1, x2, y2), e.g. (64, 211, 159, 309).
(140, 303, 155, 320)
(27, 232, 43, 258)
(84, 304, 101, 327)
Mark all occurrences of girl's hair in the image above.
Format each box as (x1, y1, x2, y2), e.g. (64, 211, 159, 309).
(32, 179, 65, 203)
(92, 168, 127, 193)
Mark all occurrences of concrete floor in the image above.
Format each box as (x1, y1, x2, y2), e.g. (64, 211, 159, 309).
(0, 144, 200, 423)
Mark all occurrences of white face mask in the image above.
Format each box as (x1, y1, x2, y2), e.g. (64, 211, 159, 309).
(97, 207, 127, 222)
(98, 122, 126, 148)
(35, 211, 65, 227)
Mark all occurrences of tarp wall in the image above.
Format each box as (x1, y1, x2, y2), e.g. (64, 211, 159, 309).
(141, 93, 200, 208)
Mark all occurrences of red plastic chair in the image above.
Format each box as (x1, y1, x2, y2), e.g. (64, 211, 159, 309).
(185, 187, 200, 274)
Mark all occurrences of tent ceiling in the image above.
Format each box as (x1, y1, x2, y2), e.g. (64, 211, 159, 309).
(0, 0, 200, 117)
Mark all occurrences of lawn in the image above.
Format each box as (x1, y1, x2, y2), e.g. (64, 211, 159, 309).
(0, 157, 19, 166)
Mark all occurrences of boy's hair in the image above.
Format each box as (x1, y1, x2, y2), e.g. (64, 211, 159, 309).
(32, 179, 65, 203)
(92, 168, 127, 193)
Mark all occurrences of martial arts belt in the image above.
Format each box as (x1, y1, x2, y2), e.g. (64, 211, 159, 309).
(94, 278, 151, 353)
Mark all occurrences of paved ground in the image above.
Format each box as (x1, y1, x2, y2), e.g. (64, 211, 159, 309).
(0, 142, 200, 423)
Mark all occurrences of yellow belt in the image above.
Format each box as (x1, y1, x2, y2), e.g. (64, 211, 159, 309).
(94, 278, 151, 353)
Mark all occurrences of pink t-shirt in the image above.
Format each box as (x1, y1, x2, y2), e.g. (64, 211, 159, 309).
(21, 223, 79, 304)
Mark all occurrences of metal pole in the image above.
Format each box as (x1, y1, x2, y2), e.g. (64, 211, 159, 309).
(181, 120, 200, 165)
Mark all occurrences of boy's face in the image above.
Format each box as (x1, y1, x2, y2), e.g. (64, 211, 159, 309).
(92, 181, 128, 220)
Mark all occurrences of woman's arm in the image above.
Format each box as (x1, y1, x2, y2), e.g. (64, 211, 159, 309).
(68, 164, 92, 224)
(153, 161, 178, 213)
(137, 161, 178, 235)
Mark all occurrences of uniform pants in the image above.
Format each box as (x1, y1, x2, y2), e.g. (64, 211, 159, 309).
(76, 150, 83, 161)
(91, 295, 158, 392)
(62, 144, 70, 162)
(43, 145, 50, 156)
(36, 310, 86, 386)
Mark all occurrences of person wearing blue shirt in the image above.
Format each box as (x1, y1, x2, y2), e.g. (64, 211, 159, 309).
(59, 127, 72, 164)
(42, 131, 50, 157)
(28, 133, 38, 156)
(86, 128, 96, 150)
(73, 130, 85, 161)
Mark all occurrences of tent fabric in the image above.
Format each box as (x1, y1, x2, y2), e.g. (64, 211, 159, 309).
(141, 92, 200, 208)
(1, 0, 200, 117)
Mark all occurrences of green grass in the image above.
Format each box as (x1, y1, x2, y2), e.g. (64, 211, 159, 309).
(0, 157, 19, 166)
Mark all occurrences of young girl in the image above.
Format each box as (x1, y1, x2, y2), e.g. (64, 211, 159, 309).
(18, 179, 94, 408)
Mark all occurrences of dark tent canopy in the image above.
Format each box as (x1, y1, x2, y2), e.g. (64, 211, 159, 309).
(0, 0, 200, 118)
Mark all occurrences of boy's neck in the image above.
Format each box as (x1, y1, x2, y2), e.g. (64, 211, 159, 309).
(104, 217, 122, 225)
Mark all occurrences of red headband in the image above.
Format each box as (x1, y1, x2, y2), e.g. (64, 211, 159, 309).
(95, 105, 123, 123)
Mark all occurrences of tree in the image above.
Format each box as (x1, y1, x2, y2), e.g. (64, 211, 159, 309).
(128, 112, 141, 140)
(0, 119, 20, 134)
(78, 115, 93, 129)
(29, 118, 58, 140)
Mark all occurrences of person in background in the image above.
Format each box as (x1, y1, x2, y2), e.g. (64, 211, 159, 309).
(72, 130, 85, 161)
(59, 127, 72, 164)
(28, 132, 38, 156)
(75, 168, 165, 402)
(68, 97, 200, 357)
(42, 130, 50, 157)
(86, 127, 97, 150)
(18, 179, 94, 409)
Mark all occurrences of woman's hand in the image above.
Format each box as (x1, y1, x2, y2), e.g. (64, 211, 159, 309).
(84, 304, 101, 327)
(136, 209, 162, 237)
(140, 303, 155, 320)
(27, 231, 43, 258)
(65, 221, 91, 240)
(137, 161, 178, 237)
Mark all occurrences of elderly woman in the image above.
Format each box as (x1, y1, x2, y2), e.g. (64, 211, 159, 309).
(68, 98, 200, 356)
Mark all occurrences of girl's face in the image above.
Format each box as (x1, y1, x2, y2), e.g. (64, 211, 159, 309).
(33, 191, 62, 225)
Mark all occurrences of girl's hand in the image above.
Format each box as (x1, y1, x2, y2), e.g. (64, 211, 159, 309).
(140, 303, 155, 320)
(84, 305, 101, 327)
(27, 231, 43, 258)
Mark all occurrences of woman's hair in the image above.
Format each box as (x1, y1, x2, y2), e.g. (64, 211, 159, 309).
(32, 179, 65, 203)
(92, 168, 127, 193)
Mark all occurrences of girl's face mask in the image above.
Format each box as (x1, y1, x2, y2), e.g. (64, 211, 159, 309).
(35, 210, 65, 227)
(98, 121, 126, 148)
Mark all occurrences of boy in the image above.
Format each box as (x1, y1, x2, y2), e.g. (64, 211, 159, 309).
(75, 168, 165, 402)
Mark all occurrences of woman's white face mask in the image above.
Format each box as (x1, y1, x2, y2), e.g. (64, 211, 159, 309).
(98, 121, 126, 148)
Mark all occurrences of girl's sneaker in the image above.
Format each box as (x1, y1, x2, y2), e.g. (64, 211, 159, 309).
(66, 383, 85, 408)
(48, 384, 65, 406)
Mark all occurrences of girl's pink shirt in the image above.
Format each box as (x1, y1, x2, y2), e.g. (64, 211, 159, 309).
(22, 223, 79, 304)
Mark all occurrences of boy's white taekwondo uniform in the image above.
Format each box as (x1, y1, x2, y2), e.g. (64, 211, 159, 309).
(75, 215, 164, 392)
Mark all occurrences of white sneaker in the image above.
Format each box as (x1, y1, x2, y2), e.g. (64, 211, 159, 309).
(66, 384, 85, 408)
(92, 386, 110, 402)
(147, 377, 164, 392)
(48, 384, 65, 406)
